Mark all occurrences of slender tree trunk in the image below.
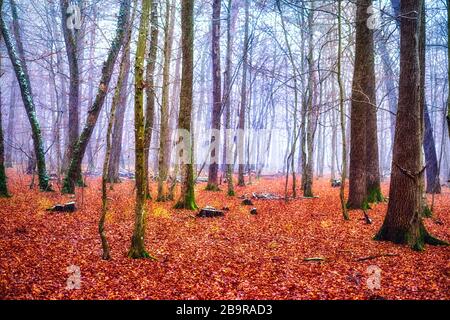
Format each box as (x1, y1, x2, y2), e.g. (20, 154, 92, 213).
(423, 105, 441, 194)
(144, 0, 159, 198)
(206, 0, 222, 191)
(0, 34, 9, 197)
(237, 0, 249, 187)
(5, 80, 15, 168)
(129, 0, 154, 260)
(62, 0, 131, 194)
(1, 0, 51, 191)
(375, 0, 447, 250)
(337, 0, 349, 220)
(157, 0, 175, 201)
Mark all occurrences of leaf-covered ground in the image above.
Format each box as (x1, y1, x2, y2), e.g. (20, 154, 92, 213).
(0, 171, 449, 300)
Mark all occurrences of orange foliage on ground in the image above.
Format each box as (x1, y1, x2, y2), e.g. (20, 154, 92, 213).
(0, 170, 449, 300)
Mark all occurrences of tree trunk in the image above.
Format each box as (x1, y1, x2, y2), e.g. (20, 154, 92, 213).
(157, 0, 175, 201)
(0, 35, 9, 197)
(108, 10, 133, 184)
(60, 0, 80, 176)
(62, 0, 131, 194)
(144, 0, 159, 198)
(337, 0, 349, 220)
(206, 0, 222, 191)
(222, 0, 238, 196)
(174, 0, 198, 210)
(423, 104, 441, 194)
(237, 0, 250, 187)
(375, 0, 447, 250)
(5, 79, 15, 168)
(129, 0, 153, 260)
(1, 0, 51, 191)
(349, 0, 371, 209)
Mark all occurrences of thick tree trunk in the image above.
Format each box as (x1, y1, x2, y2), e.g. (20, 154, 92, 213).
(206, 0, 222, 191)
(375, 0, 447, 250)
(174, 0, 198, 210)
(62, 0, 131, 194)
(1, 0, 50, 191)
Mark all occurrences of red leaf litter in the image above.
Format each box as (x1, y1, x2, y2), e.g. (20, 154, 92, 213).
(0, 172, 449, 300)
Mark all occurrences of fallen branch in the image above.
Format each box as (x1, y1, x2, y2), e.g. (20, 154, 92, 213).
(356, 253, 399, 262)
(303, 257, 326, 262)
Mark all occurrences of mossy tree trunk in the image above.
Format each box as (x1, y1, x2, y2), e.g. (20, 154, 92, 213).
(62, 0, 131, 194)
(174, 0, 198, 210)
(0, 32, 9, 197)
(129, 0, 154, 259)
(1, 0, 50, 191)
(375, 0, 447, 250)
(144, 0, 159, 199)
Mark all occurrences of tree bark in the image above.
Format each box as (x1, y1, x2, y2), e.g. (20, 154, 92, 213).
(0, 33, 9, 197)
(237, 0, 249, 187)
(174, 0, 198, 210)
(1, 0, 51, 191)
(207, 0, 222, 191)
(157, 0, 176, 201)
(144, 0, 159, 198)
(129, 0, 153, 260)
(62, 0, 131, 194)
(60, 0, 80, 176)
(375, 0, 447, 250)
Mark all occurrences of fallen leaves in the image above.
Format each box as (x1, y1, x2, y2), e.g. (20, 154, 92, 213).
(0, 171, 449, 300)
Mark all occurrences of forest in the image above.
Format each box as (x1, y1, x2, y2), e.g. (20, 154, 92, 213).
(0, 0, 449, 301)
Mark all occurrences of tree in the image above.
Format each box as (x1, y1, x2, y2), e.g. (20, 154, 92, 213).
(237, 0, 249, 187)
(100, 1, 136, 261)
(60, 0, 81, 177)
(144, 0, 159, 198)
(337, 0, 349, 220)
(129, 0, 154, 259)
(348, 0, 372, 209)
(206, 0, 222, 191)
(107, 28, 132, 183)
(157, 0, 176, 201)
(174, 0, 198, 210)
(62, 0, 131, 194)
(375, 0, 447, 250)
(0, 31, 9, 197)
(223, 0, 238, 196)
(1, 0, 51, 191)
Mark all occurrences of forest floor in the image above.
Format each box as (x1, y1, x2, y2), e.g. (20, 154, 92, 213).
(0, 170, 449, 300)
